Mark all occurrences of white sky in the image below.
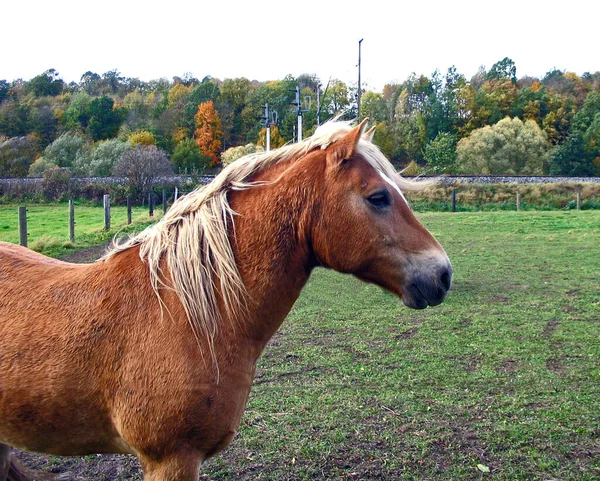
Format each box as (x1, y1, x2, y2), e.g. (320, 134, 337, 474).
(2, 0, 598, 92)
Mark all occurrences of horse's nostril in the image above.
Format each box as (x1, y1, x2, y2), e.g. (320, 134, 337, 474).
(440, 269, 452, 292)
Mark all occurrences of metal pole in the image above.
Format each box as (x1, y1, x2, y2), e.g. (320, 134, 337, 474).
(316, 83, 321, 126)
(358, 38, 363, 121)
(265, 103, 271, 151)
(451, 188, 456, 212)
(296, 86, 303, 142)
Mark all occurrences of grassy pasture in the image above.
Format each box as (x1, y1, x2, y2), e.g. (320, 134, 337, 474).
(202, 210, 600, 480)
(0, 202, 156, 257)
(3, 209, 600, 480)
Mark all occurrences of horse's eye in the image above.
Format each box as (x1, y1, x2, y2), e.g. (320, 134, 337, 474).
(367, 190, 391, 209)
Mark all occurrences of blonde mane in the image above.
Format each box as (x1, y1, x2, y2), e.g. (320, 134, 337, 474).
(106, 120, 425, 360)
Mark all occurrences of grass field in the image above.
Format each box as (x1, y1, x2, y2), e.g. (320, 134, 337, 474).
(4, 209, 600, 480)
(0, 202, 157, 257)
(200, 210, 600, 480)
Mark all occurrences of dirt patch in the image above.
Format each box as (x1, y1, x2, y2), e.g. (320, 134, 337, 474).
(497, 358, 519, 373)
(542, 318, 560, 338)
(394, 327, 419, 340)
(14, 452, 142, 480)
(59, 242, 112, 264)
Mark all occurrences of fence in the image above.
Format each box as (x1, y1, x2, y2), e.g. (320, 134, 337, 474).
(5, 182, 599, 251)
(10, 188, 179, 250)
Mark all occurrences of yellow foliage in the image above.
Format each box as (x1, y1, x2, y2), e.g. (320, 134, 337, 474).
(172, 127, 187, 144)
(168, 83, 191, 106)
(129, 130, 156, 146)
(402, 160, 421, 176)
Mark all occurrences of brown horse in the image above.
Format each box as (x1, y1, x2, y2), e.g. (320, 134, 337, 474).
(0, 120, 451, 481)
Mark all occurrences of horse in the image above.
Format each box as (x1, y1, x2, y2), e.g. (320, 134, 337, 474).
(0, 119, 452, 481)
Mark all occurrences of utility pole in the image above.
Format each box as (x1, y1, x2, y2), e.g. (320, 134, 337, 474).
(264, 103, 271, 151)
(358, 38, 363, 121)
(294, 86, 303, 142)
(316, 83, 322, 126)
(259, 103, 271, 151)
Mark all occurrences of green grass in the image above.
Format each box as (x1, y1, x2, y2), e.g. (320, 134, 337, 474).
(0, 202, 158, 257)
(201, 211, 600, 480)
(4, 209, 600, 479)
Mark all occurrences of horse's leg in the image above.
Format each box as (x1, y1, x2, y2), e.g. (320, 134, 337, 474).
(141, 453, 203, 481)
(0, 445, 65, 481)
(0, 444, 10, 481)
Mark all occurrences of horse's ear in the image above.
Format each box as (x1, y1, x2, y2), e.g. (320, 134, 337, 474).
(363, 124, 376, 142)
(327, 118, 369, 166)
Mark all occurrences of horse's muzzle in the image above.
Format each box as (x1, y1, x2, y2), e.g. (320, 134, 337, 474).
(403, 264, 452, 309)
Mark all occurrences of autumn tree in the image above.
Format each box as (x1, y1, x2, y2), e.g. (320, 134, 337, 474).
(258, 125, 285, 149)
(194, 101, 223, 166)
(457, 117, 551, 175)
(128, 130, 156, 146)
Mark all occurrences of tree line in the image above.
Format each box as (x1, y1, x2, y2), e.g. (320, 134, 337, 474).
(1, 58, 599, 183)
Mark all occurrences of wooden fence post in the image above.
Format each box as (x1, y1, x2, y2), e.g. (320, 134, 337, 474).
(149, 192, 154, 217)
(451, 188, 456, 212)
(162, 188, 167, 215)
(516, 192, 521, 211)
(18, 206, 27, 247)
(127, 196, 132, 225)
(577, 192, 581, 210)
(174, 187, 179, 202)
(69, 199, 75, 242)
(103, 194, 110, 230)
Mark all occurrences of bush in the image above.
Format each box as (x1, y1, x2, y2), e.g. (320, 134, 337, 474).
(42, 167, 71, 201)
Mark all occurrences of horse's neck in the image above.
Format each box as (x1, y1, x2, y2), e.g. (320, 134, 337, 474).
(229, 167, 319, 347)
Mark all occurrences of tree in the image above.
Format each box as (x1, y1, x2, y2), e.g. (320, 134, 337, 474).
(549, 92, 600, 175)
(172, 138, 210, 174)
(221, 143, 264, 167)
(486, 57, 517, 84)
(73, 138, 131, 176)
(40, 132, 85, 168)
(87, 96, 126, 140)
(129, 130, 156, 146)
(194, 101, 223, 166)
(424, 132, 458, 174)
(27, 69, 64, 97)
(182, 77, 221, 136)
(457, 117, 551, 175)
(63, 92, 92, 131)
(112, 145, 173, 198)
(257, 125, 285, 149)
(361, 91, 387, 123)
(0, 135, 39, 177)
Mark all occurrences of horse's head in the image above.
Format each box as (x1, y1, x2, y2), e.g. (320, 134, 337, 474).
(310, 120, 452, 309)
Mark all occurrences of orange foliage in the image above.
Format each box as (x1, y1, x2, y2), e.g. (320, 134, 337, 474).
(194, 101, 223, 166)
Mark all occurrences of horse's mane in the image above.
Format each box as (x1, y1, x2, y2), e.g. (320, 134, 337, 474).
(105, 120, 426, 362)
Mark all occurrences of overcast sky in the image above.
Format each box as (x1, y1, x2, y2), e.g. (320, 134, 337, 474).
(2, 0, 597, 92)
